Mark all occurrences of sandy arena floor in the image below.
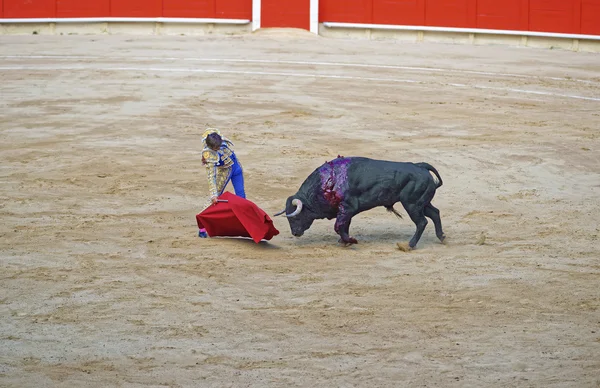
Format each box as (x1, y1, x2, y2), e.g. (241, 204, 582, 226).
(1, 31, 599, 387)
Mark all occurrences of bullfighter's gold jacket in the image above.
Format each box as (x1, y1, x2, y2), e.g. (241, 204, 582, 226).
(201, 128, 239, 204)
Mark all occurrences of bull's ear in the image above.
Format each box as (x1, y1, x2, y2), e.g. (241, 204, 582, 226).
(273, 209, 286, 217)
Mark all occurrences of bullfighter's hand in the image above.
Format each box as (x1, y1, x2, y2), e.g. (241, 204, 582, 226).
(211, 196, 218, 205)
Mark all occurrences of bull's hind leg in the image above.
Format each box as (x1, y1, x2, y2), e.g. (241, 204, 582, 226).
(424, 203, 445, 243)
(405, 204, 428, 249)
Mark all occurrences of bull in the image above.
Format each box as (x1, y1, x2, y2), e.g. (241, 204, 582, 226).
(274, 156, 446, 249)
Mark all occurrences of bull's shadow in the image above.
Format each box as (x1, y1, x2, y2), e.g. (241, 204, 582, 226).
(285, 230, 440, 248)
(275, 216, 441, 248)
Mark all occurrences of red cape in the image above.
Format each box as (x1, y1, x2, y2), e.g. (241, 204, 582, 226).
(196, 192, 279, 243)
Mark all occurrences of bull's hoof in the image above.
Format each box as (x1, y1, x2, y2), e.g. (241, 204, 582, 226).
(439, 234, 447, 244)
(396, 242, 412, 252)
(338, 237, 358, 246)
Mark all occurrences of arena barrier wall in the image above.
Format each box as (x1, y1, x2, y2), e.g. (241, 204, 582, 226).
(1, 0, 599, 52)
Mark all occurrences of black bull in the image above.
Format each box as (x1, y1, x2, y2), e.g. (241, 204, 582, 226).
(274, 157, 446, 249)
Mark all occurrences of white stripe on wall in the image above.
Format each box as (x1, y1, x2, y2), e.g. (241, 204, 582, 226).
(252, 0, 261, 31)
(0, 17, 250, 24)
(322, 22, 600, 41)
(310, 0, 319, 34)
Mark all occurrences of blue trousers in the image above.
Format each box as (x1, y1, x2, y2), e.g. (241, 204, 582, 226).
(223, 161, 245, 199)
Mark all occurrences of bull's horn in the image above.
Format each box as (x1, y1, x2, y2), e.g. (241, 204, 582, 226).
(286, 199, 303, 217)
(273, 209, 286, 217)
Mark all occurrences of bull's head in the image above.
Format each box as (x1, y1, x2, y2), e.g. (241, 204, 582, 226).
(274, 196, 315, 237)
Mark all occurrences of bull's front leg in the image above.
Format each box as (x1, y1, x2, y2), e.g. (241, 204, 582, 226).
(334, 206, 357, 245)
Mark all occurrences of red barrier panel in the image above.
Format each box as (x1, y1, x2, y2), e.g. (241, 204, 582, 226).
(373, 0, 424, 26)
(528, 0, 579, 33)
(111, 0, 162, 17)
(320, 0, 370, 23)
(163, 0, 252, 19)
(56, 0, 109, 17)
(261, 0, 309, 30)
(163, 0, 215, 18)
(0, 0, 251, 19)
(216, 0, 252, 19)
(3, 0, 55, 18)
(319, 0, 600, 36)
(476, 0, 524, 30)
(425, 0, 476, 27)
(581, 0, 600, 35)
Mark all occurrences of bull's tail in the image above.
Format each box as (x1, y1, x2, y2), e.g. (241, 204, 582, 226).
(386, 206, 403, 219)
(416, 162, 443, 188)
